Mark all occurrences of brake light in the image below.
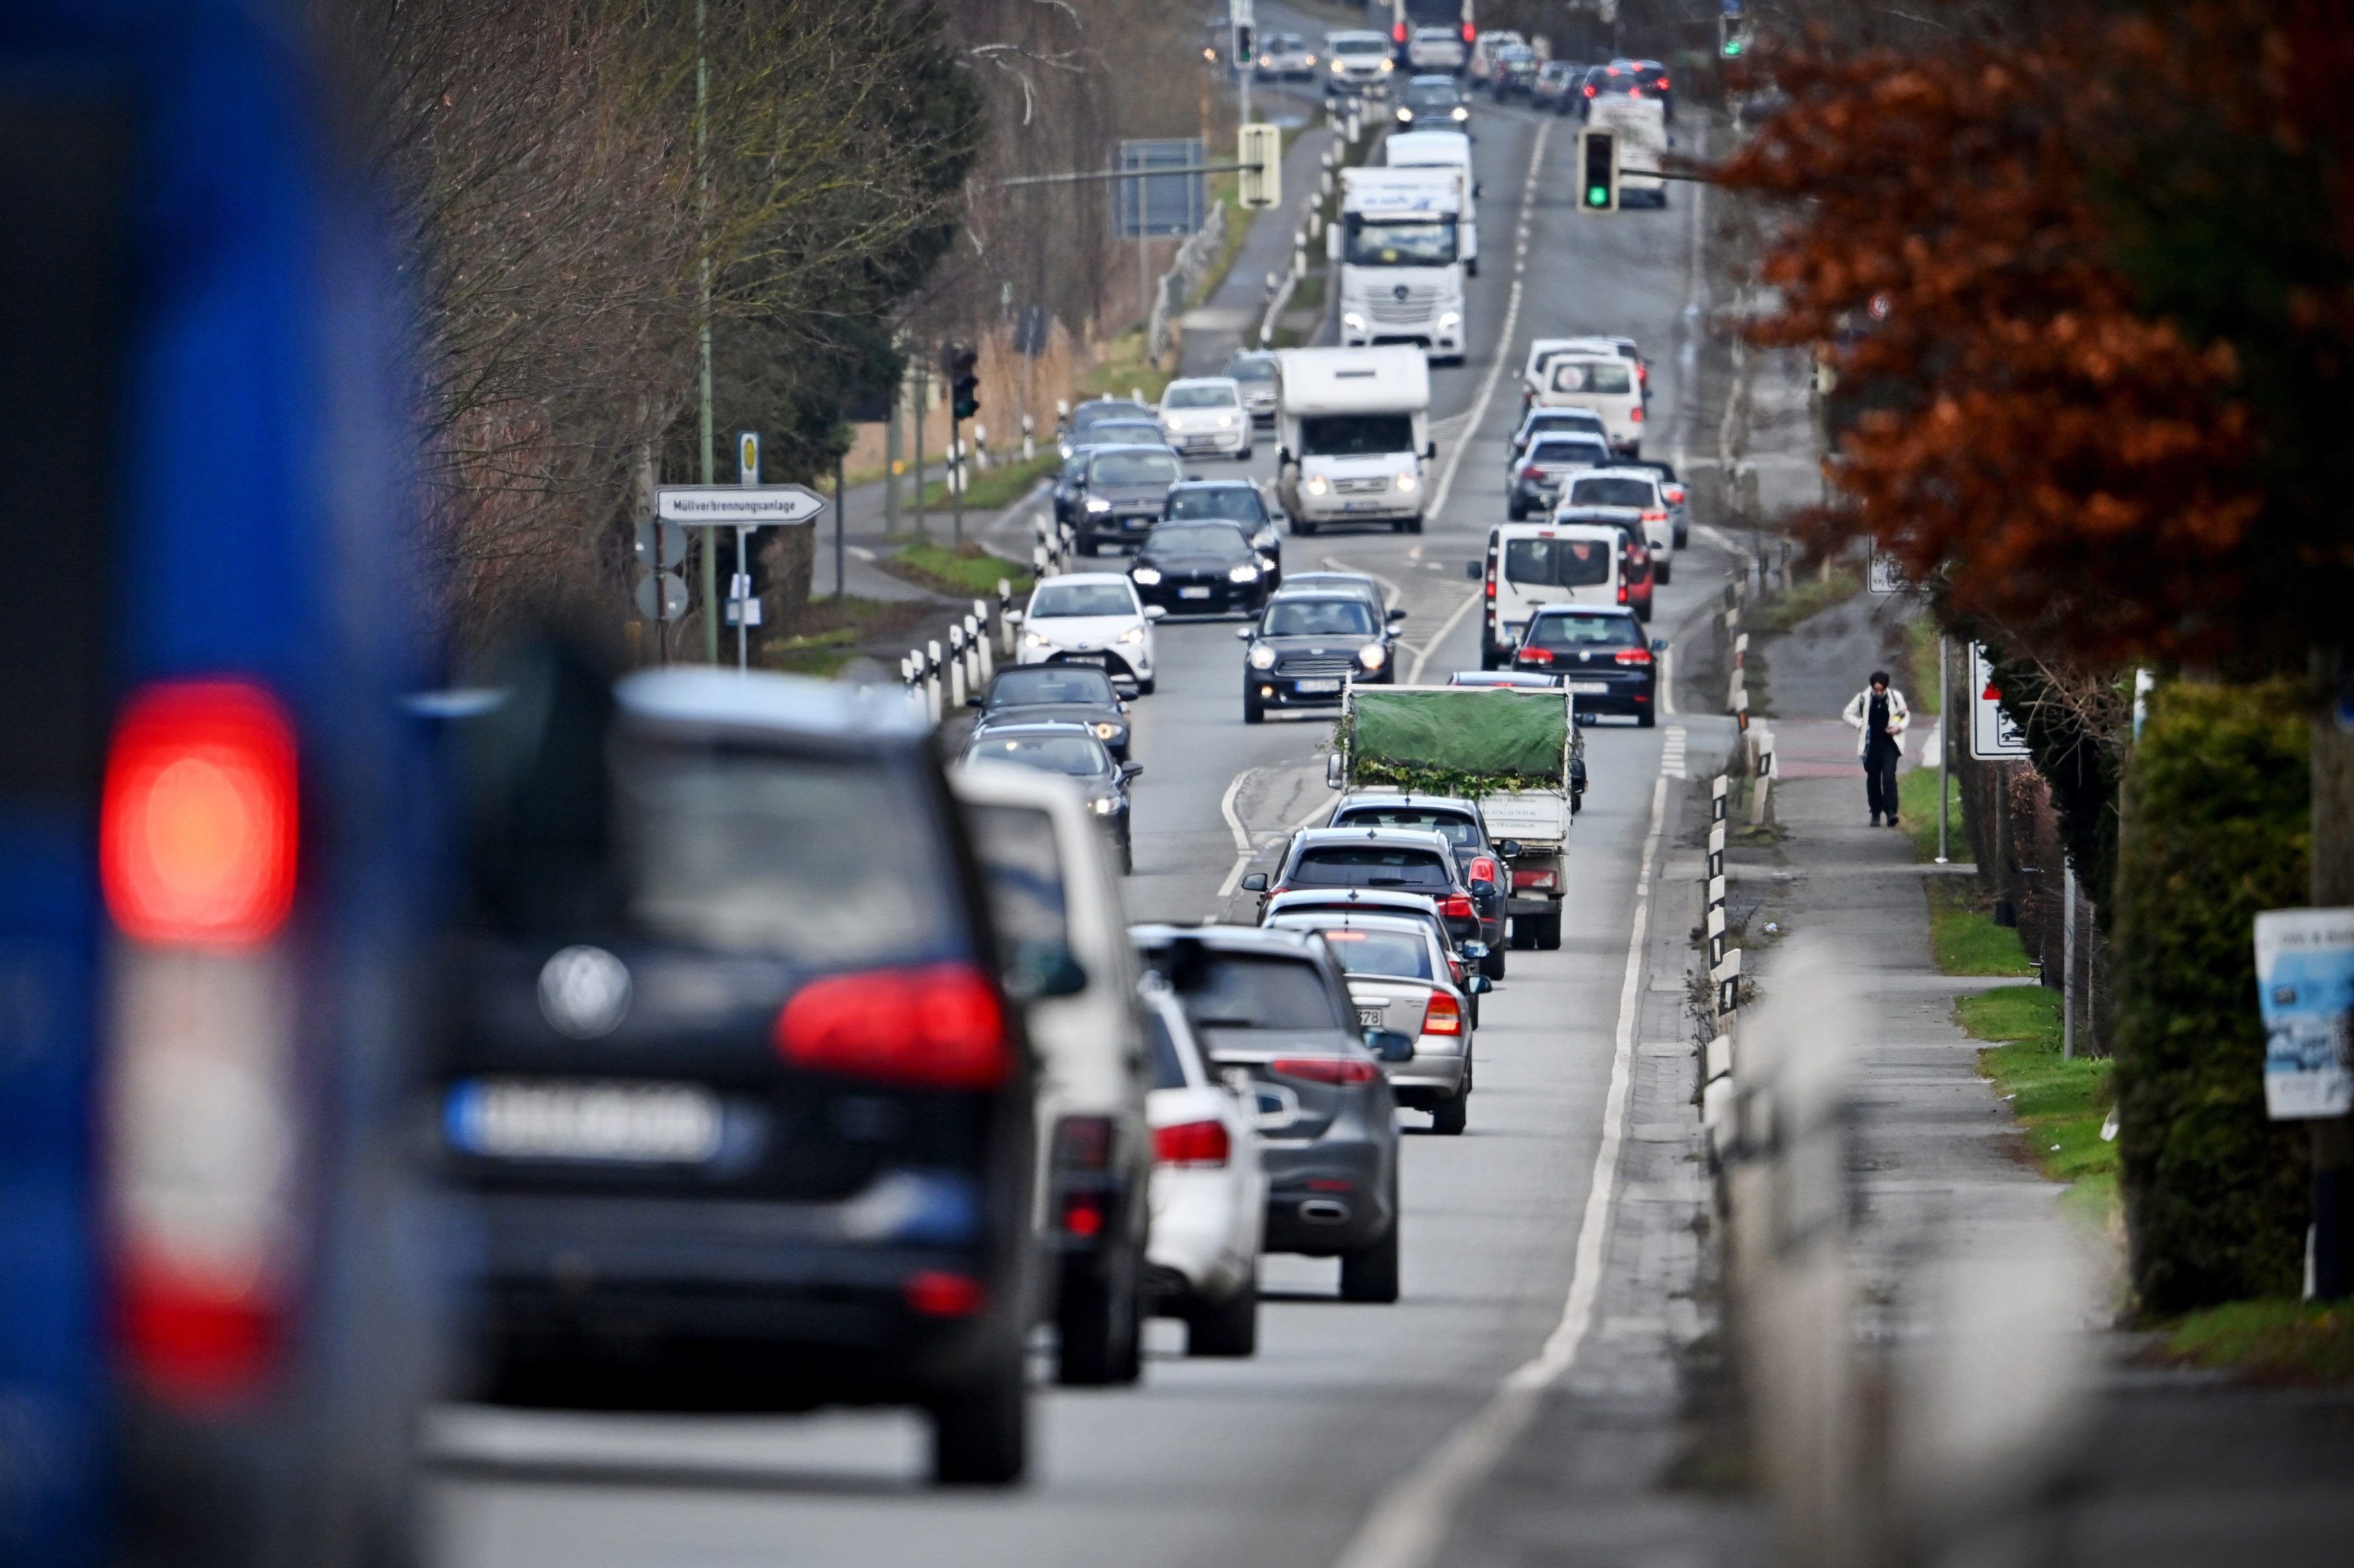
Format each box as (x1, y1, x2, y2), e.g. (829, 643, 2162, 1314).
(1516, 646, 1554, 666)
(1272, 1056, 1379, 1085)
(1618, 583, 1629, 604)
(1154, 1119, 1231, 1167)
(1641, 508, 1668, 522)
(1615, 646, 1653, 666)
(1521, 465, 1544, 480)
(905, 1270, 987, 1317)
(1630, 405, 1644, 423)
(1469, 855, 1498, 885)
(1663, 484, 1686, 504)
(1421, 992, 1464, 1037)
(1394, 22, 1407, 43)
(1062, 1192, 1104, 1237)
(102, 681, 299, 947)
(1463, 24, 1475, 43)
(1658, 76, 1669, 89)
(1441, 894, 1474, 920)
(775, 963, 1009, 1089)
(1583, 85, 1596, 96)
(1513, 867, 1559, 890)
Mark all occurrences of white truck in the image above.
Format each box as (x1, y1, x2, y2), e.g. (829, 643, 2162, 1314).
(1383, 128, 1478, 277)
(1274, 346, 1433, 536)
(1332, 165, 1467, 362)
(1589, 94, 1668, 208)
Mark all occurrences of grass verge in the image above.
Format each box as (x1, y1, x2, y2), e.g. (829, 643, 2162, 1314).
(1749, 567, 1862, 635)
(1899, 765, 1961, 862)
(758, 595, 936, 677)
(1927, 877, 2034, 977)
(916, 450, 1057, 512)
(1957, 984, 2117, 1227)
(2162, 1300, 2354, 1384)
(1905, 615, 1943, 717)
(884, 542, 1035, 599)
(1077, 327, 1176, 405)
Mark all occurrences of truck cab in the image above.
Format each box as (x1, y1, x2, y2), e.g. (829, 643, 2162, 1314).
(1274, 347, 1434, 535)
(1332, 166, 1467, 362)
(1384, 129, 1480, 278)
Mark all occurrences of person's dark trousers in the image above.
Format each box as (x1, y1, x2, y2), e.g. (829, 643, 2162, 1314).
(1863, 736, 1900, 822)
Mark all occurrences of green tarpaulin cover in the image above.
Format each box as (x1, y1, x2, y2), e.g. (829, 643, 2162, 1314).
(1346, 689, 1568, 791)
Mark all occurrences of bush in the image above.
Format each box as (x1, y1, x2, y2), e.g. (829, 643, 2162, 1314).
(2111, 679, 2310, 1315)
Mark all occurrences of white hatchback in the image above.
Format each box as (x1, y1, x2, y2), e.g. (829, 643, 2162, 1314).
(1142, 983, 1266, 1356)
(1018, 574, 1164, 695)
(1158, 377, 1252, 460)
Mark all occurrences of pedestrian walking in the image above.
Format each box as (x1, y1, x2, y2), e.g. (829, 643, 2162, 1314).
(1842, 668, 1910, 826)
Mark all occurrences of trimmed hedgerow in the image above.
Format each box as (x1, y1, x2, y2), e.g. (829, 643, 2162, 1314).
(2112, 679, 2311, 1315)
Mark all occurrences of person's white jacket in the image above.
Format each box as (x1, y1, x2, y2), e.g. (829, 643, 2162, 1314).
(1842, 685, 1911, 760)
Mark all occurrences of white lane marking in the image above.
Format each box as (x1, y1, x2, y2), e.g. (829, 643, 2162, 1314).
(1328, 767, 1671, 1568)
(1216, 854, 1252, 900)
(1406, 588, 1484, 685)
(1321, 556, 1404, 607)
(1219, 768, 1255, 854)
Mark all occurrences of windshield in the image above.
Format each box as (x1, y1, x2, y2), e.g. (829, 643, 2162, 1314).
(1264, 598, 1377, 637)
(1505, 537, 1613, 588)
(1227, 358, 1277, 383)
(1163, 384, 1237, 409)
(1332, 37, 1385, 56)
(1086, 423, 1165, 448)
(1551, 360, 1634, 395)
(962, 732, 1109, 779)
(1292, 846, 1452, 891)
(1030, 582, 1135, 619)
(1300, 413, 1416, 458)
(986, 665, 1116, 707)
(1309, 927, 1435, 981)
(1073, 402, 1150, 432)
(1343, 217, 1457, 267)
(1529, 612, 1643, 651)
(1147, 522, 1252, 559)
(1569, 476, 1655, 508)
(964, 802, 1066, 949)
(1167, 487, 1265, 524)
(1089, 450, 1183, 487)
(1182, 954, 1349, 1031)
(617, 744, 950, 962)
(1529, 438, 1609, 467)
(1335, 808, 1479, 847)
(1404, 84, 1461, 109)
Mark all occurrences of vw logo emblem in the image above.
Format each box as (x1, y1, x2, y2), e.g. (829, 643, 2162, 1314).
(538, 945, 632, 1039)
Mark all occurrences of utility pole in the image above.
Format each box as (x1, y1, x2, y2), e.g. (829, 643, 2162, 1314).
(884, 368, 901, 538)
(1936, 636, 1951, 864)
(2310, 649, 2354, 1298)
(911, 360, 928, 541)
(695, 0, 717, 664)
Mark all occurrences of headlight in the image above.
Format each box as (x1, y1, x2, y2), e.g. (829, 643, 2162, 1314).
(1091, 795, 1125, 816)
(1395, 472, 1418, 494)
(1131, 565, 1163, 585)
(1358, 643, 1387, 670)
(1329, 58, 1342, 71)
(1215, 413, 1234, 428)
(1248, 644, 1277, 670)
(1118, 625, 1146, 646)
(1092, 721, 1121, 741)
(1227, 563, 1260, 583)
(1437, 311, 1461, 331)
(1397, 108, 1412, 121)
(1341, 312, 1367, 332)
(1086, 498, 1112, 513)
(1024, 631, 1052, 649)
(1379, 58, 1394, 71)
(1452, 106, 1469, 120)
(1304, 474, 1330, 496)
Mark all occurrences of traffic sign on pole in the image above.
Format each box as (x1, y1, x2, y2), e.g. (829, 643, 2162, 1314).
(736, 430, 760, 484)
(634, 518, 689, 570)
(656, 485, 827, 526)
(1969, 641, 2033, 760)
(634, 570, 689, 622)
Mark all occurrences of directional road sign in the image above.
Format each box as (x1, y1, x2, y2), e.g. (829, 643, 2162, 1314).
(656, 484, 826, 526)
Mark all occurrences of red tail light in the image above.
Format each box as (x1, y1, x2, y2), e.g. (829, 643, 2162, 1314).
(1615, 646, 1653, 666)
(1154, 1118, 1231, 1167)
(1618, 584, 1629, 604)
(1521, 465, 1544, 480)
(1658, 77, 1670, 89)
(102, 680, 299, 947)
(1641, 508, 1668, 522)
(1441, 894, 1474, 919)
(1061, 1192, 1104, 1237)
(1421, 992, 1464, 1037)
(1583, 84, 1596, 97)
(905, 1271, 987, 1317)
(1513, 867, 1559, 890)
(1630, 405, 1644, 423)
(775, 963, 1009, 1089)
(1516, 645, 1554, 666)
(1272, 1056, 1379, 1085)
(1469, 855, 1498, 886)
(1463, 24, 1475, 43)
(1663, 484, 1687, 504)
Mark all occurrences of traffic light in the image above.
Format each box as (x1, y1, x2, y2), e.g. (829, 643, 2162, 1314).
(1577, 128, 1619, 213)
(947, 344, 979, 421)
(1238, 123, 1283, 209)
(1233, 22, 1254, 64)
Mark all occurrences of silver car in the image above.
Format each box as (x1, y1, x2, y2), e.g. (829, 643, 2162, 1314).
(1264, 910, 1484, 1135)
(1225, 350, 1281, 424)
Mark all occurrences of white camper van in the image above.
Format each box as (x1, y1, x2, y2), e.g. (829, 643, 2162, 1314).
(1474, 520, 1627, 668)
(1333, 165, 1467, 362)
(1589, 95, 1668, 207)
(1383, 128, 1478, 277)
(1275, 346, 1433, 535)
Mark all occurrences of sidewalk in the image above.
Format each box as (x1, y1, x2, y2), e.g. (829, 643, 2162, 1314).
(1179, 108, 1336, 377)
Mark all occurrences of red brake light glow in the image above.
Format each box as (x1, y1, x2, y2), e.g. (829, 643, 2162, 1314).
(1153, 1118, 1231, 1167)
(1394, 22, 1407, 42)
(1641, 508, 1668, 522)
(1516, 646, 1554, 666)
(1463, 23, 1475, 43)
(775, 964, 1008, 1089)
(1615, 646, 1654, 666)
(1422, 992, 1464, 1037)
(1441, 894, 1474, 919)
(1271, 1056, 1379, 1086)
(905, 1270, 987, 1317)
(1630, 405, 1644, 423)
(102, 680, 299, 948)
(1618, 584, 1630, 604)
(1469, 856, 1498, 885)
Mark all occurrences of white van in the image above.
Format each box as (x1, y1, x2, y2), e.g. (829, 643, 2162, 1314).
(1473, 520, 1626, 668)
(1275, 346, 1433, 534)
(1528, 354, 1643, 456)
(1384, 128, 1478, 277)
(951, 762, 1155, 1386)
(1589, 95, 1668, 207)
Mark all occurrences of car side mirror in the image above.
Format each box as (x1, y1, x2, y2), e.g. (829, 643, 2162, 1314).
(1120, 760, 1143, 781)
(1650, 638, 1667, 653)
(1364, 1028, 1416, 1063)
(1240, 872, 1269, 893)
(1387, 606, 1408, 622)
(1144, 605, 1168, 621)
(1470, 878, 1497, 899)
(1461, 941, 1489, 959)
(1005, 609, 1024, 625)
(1326, 752, 1346, 789)
(1467, 974, 1493, 996)
(1465, 560, 1482, 580)
(1236, 625, 1255, 641)
(1005, 941, 1088, 1002)
(1425, 442, 1438, 461)
(1497, 838, 1523, 859)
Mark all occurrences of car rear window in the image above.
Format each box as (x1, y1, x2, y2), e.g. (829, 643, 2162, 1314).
(964, 802, 1067, 950)
(1569, 476, 1656, 508)
(1334, 808, 1479, 845)
(617, 744, 952, 963)
(1551, 360, 1633, 395)
(1312, 927, 1434, 980)
(1529, 438, 1609, 467)
(1292, 846, 1452, 890)
(1090, 450, 1182, 486)
(987, 666, 1116, 707)
(1504, 537, 1612, 587)
(1528, 613, 1642, 650)
(1146, 1010, 1191, 1090)
(1182, 954, 1349, 1031)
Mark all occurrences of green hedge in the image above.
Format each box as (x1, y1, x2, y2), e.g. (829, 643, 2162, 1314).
(2113, 679, 2311, 1314)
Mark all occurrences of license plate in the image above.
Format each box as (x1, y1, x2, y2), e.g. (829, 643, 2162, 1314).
(1178, 586, 1213, 599)
(1293, 678, 1342, 694)
(1357, 1007, 1385, 1029)
(447, 1080, 723, 1163)
(1060, 652, 1108, 666)
(1570, 680, 1610, 694)
(1340, 501, 1379, 513)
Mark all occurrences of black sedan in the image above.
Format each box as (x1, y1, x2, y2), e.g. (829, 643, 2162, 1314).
(1165, 478, 1283, 582)
(1395, 74, 1471, 128)
(1238, 594, 1398, 723)
(1512, 604, 1663, 727)
(1130, 520, 1273, 617)
(1073, 444, 1186, 555)
(973, 664, 1131, 761)
(958, 721, 1143, 872)
(1059, 398, 1155, 459)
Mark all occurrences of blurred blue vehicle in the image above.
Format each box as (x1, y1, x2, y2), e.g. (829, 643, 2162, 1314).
(0, 3, 439, 1564)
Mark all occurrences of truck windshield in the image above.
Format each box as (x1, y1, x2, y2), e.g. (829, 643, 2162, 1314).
(1505, 537, 1613, 588)
(1344, 217, 1457, 266)
(1300, 413, 1416, 457)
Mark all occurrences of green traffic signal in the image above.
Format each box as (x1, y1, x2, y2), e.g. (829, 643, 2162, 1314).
(1587, 186, 1607, 206)
(1722, 38, 1743, 56)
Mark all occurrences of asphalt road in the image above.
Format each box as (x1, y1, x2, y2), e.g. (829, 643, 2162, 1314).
(426, 79, 1734, 1568)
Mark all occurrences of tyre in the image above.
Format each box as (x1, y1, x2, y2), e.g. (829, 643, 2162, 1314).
(1637, 708, 1656, 728)
(1238, 447, 1254, 462)
(1118, 836, 1133, 875)
(1188, 1271, 1259, 1358)
(1466, 258, 1479, 278)
(1431, 1091, 1468, 1136)
(1056, 1255, 1141, 1386)
(1338, 1214, 1400, 1303)
(1244, 693, 1265, 724)
(1136, 675, 1156, 696)
(1481, 943, 1506, 981)
(1394, 517, 1411, 533)
(1654, 559, 1673, 585)
(930, 1354, 1028, 1485)
(1635, 600, 1653, 623)
(1532, 910, 1564, 949)
(1479, 642, 1501, 672)
(1293, 516, 1316, 537)
(1406, 514, 1424, 535)
(1507, 497, 1525, 522)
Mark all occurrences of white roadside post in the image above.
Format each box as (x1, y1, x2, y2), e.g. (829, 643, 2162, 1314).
(927, 640, 945, 723)
(947, 625, 968, 709)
